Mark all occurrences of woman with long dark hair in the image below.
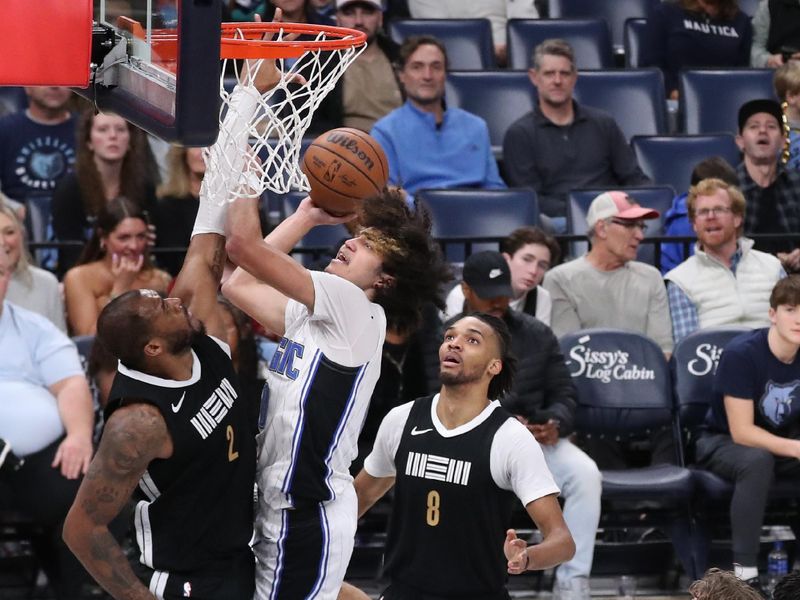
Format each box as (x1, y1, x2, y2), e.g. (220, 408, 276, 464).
(62, 197, 170, 335)
(51, 109, 157, 272)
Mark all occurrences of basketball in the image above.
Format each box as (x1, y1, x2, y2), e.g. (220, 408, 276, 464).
(301, 127, 389, 215)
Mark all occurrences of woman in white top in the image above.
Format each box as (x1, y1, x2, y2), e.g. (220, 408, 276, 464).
(444, 226, 560, 324)
(0, 201, 66, 332)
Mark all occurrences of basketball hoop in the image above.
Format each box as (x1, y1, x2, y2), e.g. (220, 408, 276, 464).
(205, 22, 367, 203)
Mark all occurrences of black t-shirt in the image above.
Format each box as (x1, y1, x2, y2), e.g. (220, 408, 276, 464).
(708, 328, 800, 435)
(751, 184, 792, 255)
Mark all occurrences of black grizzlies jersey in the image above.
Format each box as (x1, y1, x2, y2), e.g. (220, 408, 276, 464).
(105, 335, 256, 575)
(384, 395, 516, 598)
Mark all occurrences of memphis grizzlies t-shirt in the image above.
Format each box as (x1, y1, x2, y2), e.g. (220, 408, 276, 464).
(0, 112, 76, 201)
(707, 328, 800, 435)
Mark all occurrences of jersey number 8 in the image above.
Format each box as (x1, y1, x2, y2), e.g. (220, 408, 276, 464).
(426, 490, 440, 526)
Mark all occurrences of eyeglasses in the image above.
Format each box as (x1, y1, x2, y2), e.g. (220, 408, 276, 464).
(609, 218, 648, 233)
(695, 206, 733, 219)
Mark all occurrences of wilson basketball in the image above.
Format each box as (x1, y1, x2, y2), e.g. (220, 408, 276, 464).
(301, 128, 389, 215)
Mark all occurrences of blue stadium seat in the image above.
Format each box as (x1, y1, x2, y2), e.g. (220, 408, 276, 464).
(388, 19, 495, 70)
(416, 188, 539, 262)
(559, 328, 694, 570)
(573, 69, 668, 140)
(738, 0, 762, 17)
(670, 327, 800, 574)
(631, 134, 741, 193)
(506, 18, 613, 69)
(282, 192, 350, 267)
(445, 71, 536, 157)
(623, 18, 650, 68)
(679, 69, 777, 134)
(567, 186, 675, 266)
(548, 0, 658, 53)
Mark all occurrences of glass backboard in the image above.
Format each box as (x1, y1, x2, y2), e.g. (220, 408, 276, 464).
(76, 0, 222, 145)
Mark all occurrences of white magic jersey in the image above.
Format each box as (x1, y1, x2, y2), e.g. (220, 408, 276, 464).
(257, 271, 386, 510)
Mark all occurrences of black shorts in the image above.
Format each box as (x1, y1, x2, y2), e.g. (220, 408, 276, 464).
(133, 551, 255, 600)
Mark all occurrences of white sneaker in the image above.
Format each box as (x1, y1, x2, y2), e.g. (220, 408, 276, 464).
(552, 577, 591, 600)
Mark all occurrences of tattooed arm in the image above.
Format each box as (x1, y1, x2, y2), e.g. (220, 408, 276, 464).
(63, 403, 173, 600)
(169, 231, 228, 342)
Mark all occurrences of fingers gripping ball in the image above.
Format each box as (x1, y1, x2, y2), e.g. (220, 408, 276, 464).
(301, 128, 389, 215)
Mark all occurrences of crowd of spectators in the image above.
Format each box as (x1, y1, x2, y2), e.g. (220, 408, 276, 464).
(6, 0, 800, 598)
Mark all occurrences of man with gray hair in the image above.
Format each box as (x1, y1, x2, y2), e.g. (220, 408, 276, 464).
(544, 191, 672, 355)
(503, 39, 649, 232)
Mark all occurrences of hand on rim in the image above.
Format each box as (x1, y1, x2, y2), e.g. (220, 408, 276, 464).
(242, 10, 307, 94)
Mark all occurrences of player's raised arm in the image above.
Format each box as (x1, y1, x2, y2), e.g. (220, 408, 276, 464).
(63, 404, 172, 600)
(505, 494, 575, 575)
(171, 19, 294, 339)
(223, 195, 354, 333)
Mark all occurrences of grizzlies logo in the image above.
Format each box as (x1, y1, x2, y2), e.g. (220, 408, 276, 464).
(759, 380, 800, 428)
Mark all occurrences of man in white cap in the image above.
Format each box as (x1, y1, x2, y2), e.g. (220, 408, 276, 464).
(543, 190, 673, 356)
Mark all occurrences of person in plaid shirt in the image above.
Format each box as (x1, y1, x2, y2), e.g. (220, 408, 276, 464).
(735, 99, 800, 269)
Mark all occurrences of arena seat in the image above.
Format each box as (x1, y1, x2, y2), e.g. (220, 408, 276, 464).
(567, 185, 675, 266)
(506, 18, 613, 69)
(670, 327, 800, 574)
(388, 19, 495, 70)
(444, 71, 536, 157)
(559, 328, 695, 574)
(679, 69, 777, 135)
(416, 188, 539, 262)
(548, 0, 658, 54)
(572, 69, 668, 140)
(631, 134, 741, 193)
(623, 18, 650, 68)
(282, 192, 350, 267)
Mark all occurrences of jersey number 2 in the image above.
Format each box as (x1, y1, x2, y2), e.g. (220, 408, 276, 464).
(426, 490, 440, 526)
(226, 425, 239, 462)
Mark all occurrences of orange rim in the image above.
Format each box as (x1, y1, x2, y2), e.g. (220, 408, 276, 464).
(220, 22, 367, 59)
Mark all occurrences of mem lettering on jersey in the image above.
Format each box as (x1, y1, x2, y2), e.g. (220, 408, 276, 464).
(190, 378, 238, 439)
(404, 451, 472, 486)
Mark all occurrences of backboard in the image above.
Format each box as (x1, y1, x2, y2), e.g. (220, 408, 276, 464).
(78, 0, 222, 145)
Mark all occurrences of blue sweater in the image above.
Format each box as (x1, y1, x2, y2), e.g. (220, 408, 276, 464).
(370, 101, 505, 194)
(643, 1, 752, 94)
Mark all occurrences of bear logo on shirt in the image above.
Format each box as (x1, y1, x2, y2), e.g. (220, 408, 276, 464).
(759, 381, 800, 428)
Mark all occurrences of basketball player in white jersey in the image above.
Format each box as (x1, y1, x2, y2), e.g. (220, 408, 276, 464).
(341, 313, 575, 600)
(222, 174, 449, 597)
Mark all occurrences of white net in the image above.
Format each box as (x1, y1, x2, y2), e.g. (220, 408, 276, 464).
(205, 25, 365, 203)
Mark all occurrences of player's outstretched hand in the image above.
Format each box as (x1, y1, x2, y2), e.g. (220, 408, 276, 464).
(243, 11, 306, 94)
(296, 195, 357, 226)
(504, 529, 530, 575)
